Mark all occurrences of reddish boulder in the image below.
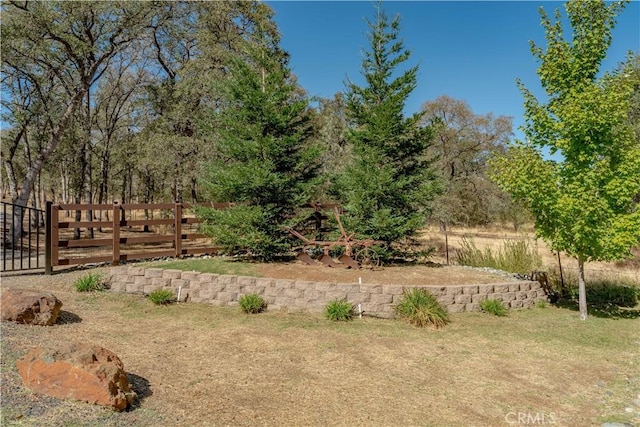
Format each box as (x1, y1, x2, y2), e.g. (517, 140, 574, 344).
(16, 343, 136, 411)
(1, 289, 62, 325)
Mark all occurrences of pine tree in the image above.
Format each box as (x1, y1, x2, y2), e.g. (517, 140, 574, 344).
(338, 2, 440, 249)
(199, 3, 320, 259)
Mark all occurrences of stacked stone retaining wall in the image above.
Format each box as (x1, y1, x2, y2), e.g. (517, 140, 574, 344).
(106, 266, 547, 318)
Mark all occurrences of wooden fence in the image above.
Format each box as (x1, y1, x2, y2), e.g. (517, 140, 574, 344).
(45, 202, 229, 274)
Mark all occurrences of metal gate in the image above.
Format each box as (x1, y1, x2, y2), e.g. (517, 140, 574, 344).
(1, 201, 45, 272)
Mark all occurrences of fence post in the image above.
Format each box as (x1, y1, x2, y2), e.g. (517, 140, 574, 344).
(45, 201, 53, 275)
(112, 202, 120, 266)
(175, 203, 182, 258)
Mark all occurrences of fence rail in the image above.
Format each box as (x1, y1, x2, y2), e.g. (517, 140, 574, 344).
(46, 202, 227, 274)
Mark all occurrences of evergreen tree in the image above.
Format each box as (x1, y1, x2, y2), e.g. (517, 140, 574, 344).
(199, 3, 320, 259)
(338, 2, 440, 249)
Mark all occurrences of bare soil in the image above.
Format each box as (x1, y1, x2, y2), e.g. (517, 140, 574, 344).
(252, 261, 511, 286)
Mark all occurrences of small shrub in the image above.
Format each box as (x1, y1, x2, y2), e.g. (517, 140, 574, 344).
(239, 293, 267, 314)
(326, 299, 355, 321)
(480, 298, 508, 316)
(148, 289, 175, 305)
(536, 300, 547, 309)
(394, 288, 449, 328)
(74, 273, 105, 292)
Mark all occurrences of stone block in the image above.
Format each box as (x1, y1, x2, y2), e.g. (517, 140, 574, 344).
(109, 282, 125, 292)
(325, 291, 347, 301)
(370, 294, 393, 305)
(275, 279, 295, 289)
(454, 294, 472, 304)
(519, 282, 531, 291)
(133, 276, 150, 286)
(437, 295, 454, 305)
(478, 284, 495, 294)
(217, 292, 237, 303)
(536, 290, 547, 298)
(487, 294, 503, 301)
(530, 282, 541, 290)
(237, 276, 256, 286)
(445, 286, 463, 296)
(465, 303, 480, 312)
(516, 291, 529, 301)
(144, 268, 164, 278)
(494, 284, 510, 293)
(382, 285, 405, 295)
(225, 284, 240, 294)
(472, 294, 487, 303)
(447, 304, 465, 313)
(424, 287, 446, 297)
(305, 289, 325, 301)
(170, 279, 187, 289)
(125, 283, 142, 293)
(217, 275, 237, 285)
(502, 292, 517, 302)
(527, 290, 538, 299)
(181, 271, 201, 282)
(463, 286, 479, 295)
(127, 267, 145, 276)
(509, 283, 521, 292)
(510, 300, 524, 309)
(314, 282, 336, 292)
(294, 280, 316, 290)
(198, 273, 219, 284)
(162, 269, 182, 279)
(522, 299, 534, 309)
(337, 283, 357, 293)
(392, 294, 404, 304)
(284, 288, 304, 299)
(347, 292, 369, 304)
(360, 284, 382, 294)
(255, 278, 274, 287)
(151, 277, 170, 288)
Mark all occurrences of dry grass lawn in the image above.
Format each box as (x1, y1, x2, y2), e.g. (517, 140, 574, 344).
(1, 267, 639, 427)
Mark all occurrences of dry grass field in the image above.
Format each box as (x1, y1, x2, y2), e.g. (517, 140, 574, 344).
(1, 264, 639, 427)
(420, 224, 640, 284)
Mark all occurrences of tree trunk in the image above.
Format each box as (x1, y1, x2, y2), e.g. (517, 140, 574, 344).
(577, 257, 588, 320)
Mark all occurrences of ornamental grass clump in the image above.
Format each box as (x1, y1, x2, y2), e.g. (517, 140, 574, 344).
(239, 293, 267, 314)
(394, 288, 449, 328)
(148, 289, 175, 305)
(480, 298, 508, 317)
(325, 299, 355, 321)
(74, 273, 105, 292)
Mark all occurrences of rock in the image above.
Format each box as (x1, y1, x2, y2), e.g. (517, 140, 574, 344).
(1, 289, 62, 325)
(602, 423, 633, 427)
(16, 343, 136, 411)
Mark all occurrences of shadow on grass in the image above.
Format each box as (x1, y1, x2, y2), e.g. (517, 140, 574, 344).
(127, 373, 153, 410)
(554, 299, 640, 319)
(56, 310, 82, 324)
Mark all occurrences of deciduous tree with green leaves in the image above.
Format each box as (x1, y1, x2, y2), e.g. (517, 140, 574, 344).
(489, 0, 640, 320)
(337, 2, 440, 252)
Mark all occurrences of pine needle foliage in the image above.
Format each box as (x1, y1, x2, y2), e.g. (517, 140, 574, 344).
(200, 3, 321, 260)
(337, 2, 440, 249)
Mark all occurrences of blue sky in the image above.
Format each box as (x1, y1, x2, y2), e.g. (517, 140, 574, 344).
(268, 1, 639, 141)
